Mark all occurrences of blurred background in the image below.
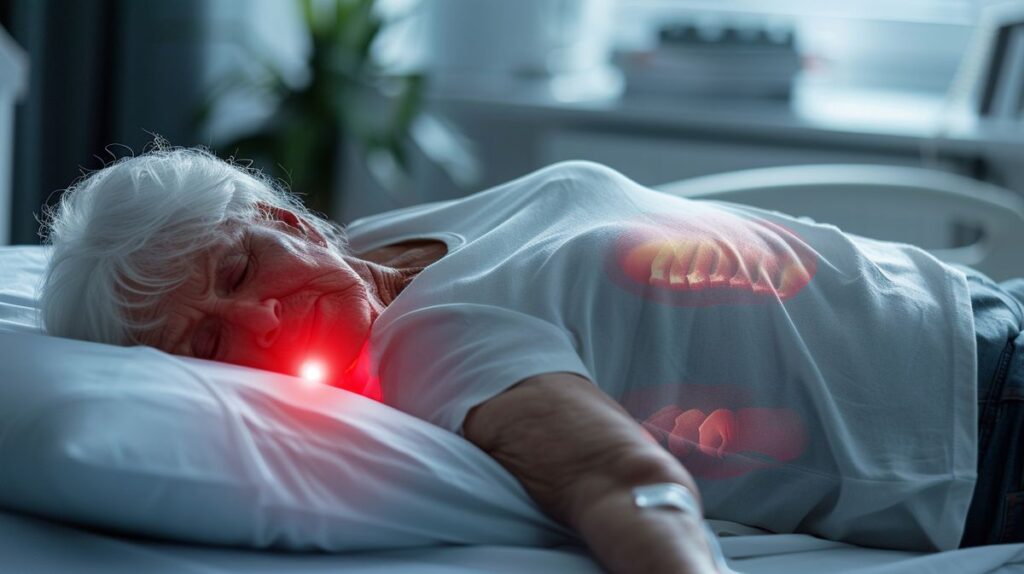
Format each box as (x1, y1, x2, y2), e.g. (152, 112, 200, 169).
(0, 0, 1022, 246)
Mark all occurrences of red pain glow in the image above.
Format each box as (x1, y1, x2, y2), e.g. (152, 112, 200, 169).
(300, 360, 327, 385)
(642, 403, 808, 479)
(620, 383, 809, 480)
(285, 341, 381, 401)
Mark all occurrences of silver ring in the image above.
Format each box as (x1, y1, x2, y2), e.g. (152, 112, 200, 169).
(633, 483, 736, 572)
(632, 482, 700, 515)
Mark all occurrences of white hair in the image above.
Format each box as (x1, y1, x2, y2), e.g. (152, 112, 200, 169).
(40, 143, 348, 346)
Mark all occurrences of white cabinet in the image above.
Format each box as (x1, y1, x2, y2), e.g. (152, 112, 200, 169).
(339, 90, 998, 223)
(539, 129, 937, 187)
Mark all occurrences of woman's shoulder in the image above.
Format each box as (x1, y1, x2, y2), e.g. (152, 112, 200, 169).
(516, 161, 637, 199)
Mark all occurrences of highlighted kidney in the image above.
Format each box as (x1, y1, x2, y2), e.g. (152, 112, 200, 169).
(609, 210, 817, 306)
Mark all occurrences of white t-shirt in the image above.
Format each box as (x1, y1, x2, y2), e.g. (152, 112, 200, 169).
(345, 161, 978, 552)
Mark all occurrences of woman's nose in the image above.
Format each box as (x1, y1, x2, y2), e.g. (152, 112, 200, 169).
(230, 298, 282, 348)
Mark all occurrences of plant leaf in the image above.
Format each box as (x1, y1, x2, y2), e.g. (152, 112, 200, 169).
(391, 73, 424, 134)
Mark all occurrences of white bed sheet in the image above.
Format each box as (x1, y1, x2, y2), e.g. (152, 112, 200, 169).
(4, 510, 1024, 574)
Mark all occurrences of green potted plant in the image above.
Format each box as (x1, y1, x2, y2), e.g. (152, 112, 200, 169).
(197, 0, 468, 218)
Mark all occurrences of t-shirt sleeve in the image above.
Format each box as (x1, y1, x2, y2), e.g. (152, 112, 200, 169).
(370, 303, 594, 435)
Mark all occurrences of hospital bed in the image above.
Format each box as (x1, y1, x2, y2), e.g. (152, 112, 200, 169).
(656, 164, 1024, 282)
(2, 164, 1024, 573)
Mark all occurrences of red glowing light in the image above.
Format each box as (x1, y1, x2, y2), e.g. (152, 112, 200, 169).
(300, 360, 326, 384)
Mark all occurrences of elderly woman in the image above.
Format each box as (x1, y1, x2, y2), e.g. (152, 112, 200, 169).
(40, 147, 1024, 573)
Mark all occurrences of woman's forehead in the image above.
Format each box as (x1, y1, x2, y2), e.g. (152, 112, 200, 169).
(188, 221, 263, 287)
(142, 225, 248, 349)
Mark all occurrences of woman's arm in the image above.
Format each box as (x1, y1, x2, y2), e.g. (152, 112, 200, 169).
(464, 372, 722, 574)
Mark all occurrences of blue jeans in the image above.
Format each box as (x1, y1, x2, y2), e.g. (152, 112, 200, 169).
(959, 270, 1024, 547)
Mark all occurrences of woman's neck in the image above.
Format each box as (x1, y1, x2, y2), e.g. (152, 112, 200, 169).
(346, 258, 417, 310)
(346, 239, 448, 314)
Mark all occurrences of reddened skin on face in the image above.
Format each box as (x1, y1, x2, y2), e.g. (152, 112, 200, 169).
(149, 208, 410, 385)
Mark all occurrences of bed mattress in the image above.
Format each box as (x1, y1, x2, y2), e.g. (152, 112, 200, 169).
(4, 510, 1024, 573)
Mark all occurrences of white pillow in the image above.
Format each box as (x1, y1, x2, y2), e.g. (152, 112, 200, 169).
(0, 246, 576, 550)
(0, 245, 46, 334)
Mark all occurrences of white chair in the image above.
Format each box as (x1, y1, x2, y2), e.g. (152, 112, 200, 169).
(656, 164, 1024, 281)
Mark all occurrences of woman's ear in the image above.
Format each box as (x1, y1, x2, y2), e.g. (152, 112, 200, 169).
(256, 203, 328, 247)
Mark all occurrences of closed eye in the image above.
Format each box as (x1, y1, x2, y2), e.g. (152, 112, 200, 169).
(232, 253, 253, 291)
(192, 318, 222, 360)
(218, 250, 252, 295)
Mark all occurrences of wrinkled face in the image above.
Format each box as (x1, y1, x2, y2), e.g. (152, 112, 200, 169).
(147, 216, 372, 380)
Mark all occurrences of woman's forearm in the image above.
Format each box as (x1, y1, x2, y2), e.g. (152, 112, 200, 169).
(464, 372, 720, 573)
(577, 485, 720, 574)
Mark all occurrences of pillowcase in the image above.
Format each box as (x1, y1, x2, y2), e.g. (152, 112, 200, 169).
(0, 246, 577, 550)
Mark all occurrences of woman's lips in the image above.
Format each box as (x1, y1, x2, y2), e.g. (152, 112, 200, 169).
(298, 295, 323, 357)
(298, 291, 362, 377)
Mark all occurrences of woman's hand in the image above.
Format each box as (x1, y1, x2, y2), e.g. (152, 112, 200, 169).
(464, 372, 727, 574)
